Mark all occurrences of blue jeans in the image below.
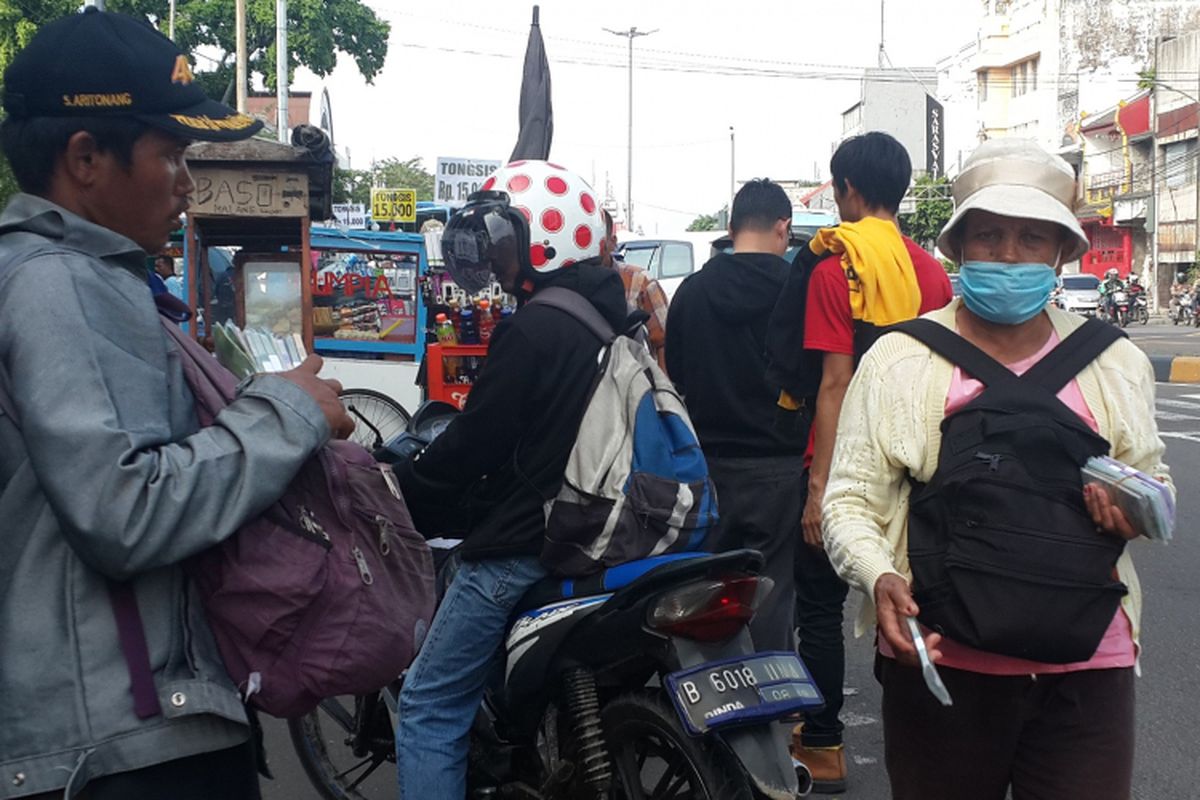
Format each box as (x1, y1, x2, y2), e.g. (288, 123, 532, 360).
(396, 555, 547, 799)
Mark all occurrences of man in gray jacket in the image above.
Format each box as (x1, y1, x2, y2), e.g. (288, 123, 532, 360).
(0, 9, 353, 799)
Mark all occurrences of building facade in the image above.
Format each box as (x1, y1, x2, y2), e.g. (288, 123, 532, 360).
(841, 68, 945, 180)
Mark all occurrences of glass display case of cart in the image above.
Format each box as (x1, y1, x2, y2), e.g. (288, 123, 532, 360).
(306, 227, 427, 361)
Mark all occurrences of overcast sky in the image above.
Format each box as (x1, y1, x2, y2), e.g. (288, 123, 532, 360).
(291, 0, 981, 233)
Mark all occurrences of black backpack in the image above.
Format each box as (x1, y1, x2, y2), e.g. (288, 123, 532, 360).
(892, 317, 1129, 664)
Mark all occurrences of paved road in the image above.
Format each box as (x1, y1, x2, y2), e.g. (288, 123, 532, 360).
(1123, 318, 1200, 357)
(262, 343, 1200, 800)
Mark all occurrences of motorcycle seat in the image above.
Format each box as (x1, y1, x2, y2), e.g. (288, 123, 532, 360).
(514, 552, 709, 616)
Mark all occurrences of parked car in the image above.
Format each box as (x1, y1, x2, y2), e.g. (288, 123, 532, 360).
(1053, 273, 1102, 316)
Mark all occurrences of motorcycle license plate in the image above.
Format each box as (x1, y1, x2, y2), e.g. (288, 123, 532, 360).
(665, 652, 824, 736)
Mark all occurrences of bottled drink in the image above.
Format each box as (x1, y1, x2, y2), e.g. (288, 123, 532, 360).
(477, 299, 496, 343)
(460, 308, 480, 345)
(434, 312, 459, 381)
(448, 298, 463, 339)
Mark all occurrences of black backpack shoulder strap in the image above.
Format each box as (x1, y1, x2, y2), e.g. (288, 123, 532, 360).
(526, 286, 616, 344)
(1021, 317, 1127, 393)
(889, 318, 1016, 388)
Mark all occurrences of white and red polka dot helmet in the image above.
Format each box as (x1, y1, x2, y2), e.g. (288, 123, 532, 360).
(479, 160, 603, 276)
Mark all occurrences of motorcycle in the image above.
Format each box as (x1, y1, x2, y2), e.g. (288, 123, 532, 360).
(1108, 290, 1131, 327)
(289, 402, 821, 800)
(1170, 293, 1193, 325)
(1132, 293, 1149, 325)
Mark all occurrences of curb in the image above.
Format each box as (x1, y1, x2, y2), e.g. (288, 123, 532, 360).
(1149, 355, 1200, 383)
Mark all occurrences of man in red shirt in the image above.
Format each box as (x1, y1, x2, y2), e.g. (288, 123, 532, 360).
(794, 132, 953, 792)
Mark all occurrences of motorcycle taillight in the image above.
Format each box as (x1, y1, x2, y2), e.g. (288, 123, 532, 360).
(646, 576, 774, 642)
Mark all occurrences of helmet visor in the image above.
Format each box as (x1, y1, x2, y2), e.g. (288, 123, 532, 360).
(442, 196, 520, 295)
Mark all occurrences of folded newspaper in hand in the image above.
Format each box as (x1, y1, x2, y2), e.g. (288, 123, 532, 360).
(1081, 456, 1175, 542)
(213, 321, 306, 379)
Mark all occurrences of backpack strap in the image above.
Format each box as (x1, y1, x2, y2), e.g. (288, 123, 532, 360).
(1020, 317, 1127, 393)
(890, 318, 1017, 388)
(526, 286, 616, 344)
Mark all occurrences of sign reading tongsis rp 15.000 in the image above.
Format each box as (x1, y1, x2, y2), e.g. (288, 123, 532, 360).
(371, 189, 417, 223)
(436, 157, 501, 207)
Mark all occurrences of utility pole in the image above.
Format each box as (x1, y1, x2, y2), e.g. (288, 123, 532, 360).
(168, 0, 176, 39)
(877, 0, 887, 68)
(729, 126, 735, 229)
(1149, 37, 1160, 309)
(604, 25, 657, 233)
(276, 0, 288, 143)
(235, 0, 248, 113)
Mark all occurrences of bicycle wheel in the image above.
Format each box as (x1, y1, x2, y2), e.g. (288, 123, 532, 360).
(339, 389, 411, 452)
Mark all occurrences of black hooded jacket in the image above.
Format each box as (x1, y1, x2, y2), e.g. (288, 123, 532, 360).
(396, 262, 628, 561)
(665, 251, 807, 457)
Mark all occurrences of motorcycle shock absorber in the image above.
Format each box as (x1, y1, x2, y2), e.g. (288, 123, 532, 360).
(562, 668, 612, 796)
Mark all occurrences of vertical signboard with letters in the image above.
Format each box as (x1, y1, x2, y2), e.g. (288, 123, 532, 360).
(436, 157, 502, 207)
(925, 95, 944, 180)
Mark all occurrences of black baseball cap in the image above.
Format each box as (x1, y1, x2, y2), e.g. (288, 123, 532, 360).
(2, 7, 263, 142)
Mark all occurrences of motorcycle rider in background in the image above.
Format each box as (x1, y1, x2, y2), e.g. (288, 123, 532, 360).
(1099, 268, 1125, 321)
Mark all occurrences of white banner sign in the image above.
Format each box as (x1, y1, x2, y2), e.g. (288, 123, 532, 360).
(332, 203, 366, 228)
(436, 157, 501, 207)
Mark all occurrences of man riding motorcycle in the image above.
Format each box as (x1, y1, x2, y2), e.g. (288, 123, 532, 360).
(391, 161, 628, 798)
(1099, 268, 1125, 321)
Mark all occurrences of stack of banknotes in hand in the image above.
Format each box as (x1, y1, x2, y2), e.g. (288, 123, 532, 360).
(1082, 456, 1175, 542)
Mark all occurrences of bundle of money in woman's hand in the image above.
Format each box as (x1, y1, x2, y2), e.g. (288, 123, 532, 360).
(1082, 456, 1175, 542)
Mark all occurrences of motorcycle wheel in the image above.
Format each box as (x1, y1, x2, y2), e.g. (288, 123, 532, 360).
(603, 693, 752, 800)
(288, 693, 396, 800)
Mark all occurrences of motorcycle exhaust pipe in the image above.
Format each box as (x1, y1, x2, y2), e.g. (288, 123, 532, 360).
(792, 757, 814, 797)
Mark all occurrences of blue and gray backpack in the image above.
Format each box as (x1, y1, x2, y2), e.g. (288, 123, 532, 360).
(528, 287, 718, 576)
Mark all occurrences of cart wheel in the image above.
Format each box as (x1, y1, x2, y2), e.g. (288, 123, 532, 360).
(339, 389, 411, 452)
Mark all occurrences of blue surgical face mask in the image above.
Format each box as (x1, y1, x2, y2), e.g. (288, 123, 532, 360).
(958, 261, 1058, 325)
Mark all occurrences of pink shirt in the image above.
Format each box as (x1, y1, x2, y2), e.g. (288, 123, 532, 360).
(880, 329, 1136, 674)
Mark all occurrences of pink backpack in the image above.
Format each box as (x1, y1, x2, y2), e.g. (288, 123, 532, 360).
(158, 320, 435, 718)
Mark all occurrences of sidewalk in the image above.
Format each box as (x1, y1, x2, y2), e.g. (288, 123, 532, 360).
(1149, 355, 1200, 383)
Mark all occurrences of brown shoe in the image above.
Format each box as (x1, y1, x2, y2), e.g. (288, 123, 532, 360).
(789, 742, 847, 794)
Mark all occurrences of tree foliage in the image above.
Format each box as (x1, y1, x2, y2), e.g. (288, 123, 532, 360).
(0, 0, 388, 207)
(686, 212, 721, 232)
(898, 175, 953, 249)
(333, 158, 435, 205)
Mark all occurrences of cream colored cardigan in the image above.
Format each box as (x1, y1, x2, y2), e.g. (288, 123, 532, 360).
(822, 300, 1173, 652)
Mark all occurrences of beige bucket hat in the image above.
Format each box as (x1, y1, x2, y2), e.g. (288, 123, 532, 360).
(937, 138, 1089, 263)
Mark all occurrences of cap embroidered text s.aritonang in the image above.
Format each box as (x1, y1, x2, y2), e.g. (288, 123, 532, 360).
(2, 7, 263, 143)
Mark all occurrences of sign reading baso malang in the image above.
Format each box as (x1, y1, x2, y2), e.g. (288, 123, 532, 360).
(190, 167, 309, 217)
(436, 157, 501, 207)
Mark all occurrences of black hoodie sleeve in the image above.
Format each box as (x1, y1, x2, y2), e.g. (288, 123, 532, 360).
(396, 322, 535, 515)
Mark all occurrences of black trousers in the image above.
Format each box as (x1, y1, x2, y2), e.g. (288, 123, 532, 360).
(25, 740, 260, 800)
(793, 474, 850, 747)
(704, 454, 806, 652)
(877, 654, 1135, 800)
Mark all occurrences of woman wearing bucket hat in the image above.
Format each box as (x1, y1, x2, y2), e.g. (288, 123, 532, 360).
(821, 138, 1172, 799)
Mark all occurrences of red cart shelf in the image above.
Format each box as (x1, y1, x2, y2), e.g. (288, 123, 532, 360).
(425, 343, 489, 410)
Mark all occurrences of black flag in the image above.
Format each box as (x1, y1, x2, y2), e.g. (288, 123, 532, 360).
(509, 6, 553, 162)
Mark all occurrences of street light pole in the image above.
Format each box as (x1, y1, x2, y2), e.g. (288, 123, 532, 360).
(729, 126, 735, 227)
(604, 26, 657, 233)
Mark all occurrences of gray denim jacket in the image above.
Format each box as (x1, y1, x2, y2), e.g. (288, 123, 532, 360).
(0, 195, 330, 798)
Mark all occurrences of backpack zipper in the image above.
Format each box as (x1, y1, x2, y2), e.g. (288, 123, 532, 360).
(298, 505, 332, 546)
(974, 452, 1004, 472)
(352, 546, 374, 585)
(375, 515, 394, 557)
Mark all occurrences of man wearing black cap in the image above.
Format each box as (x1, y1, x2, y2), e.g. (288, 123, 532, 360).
(0, 9, 352, 799)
